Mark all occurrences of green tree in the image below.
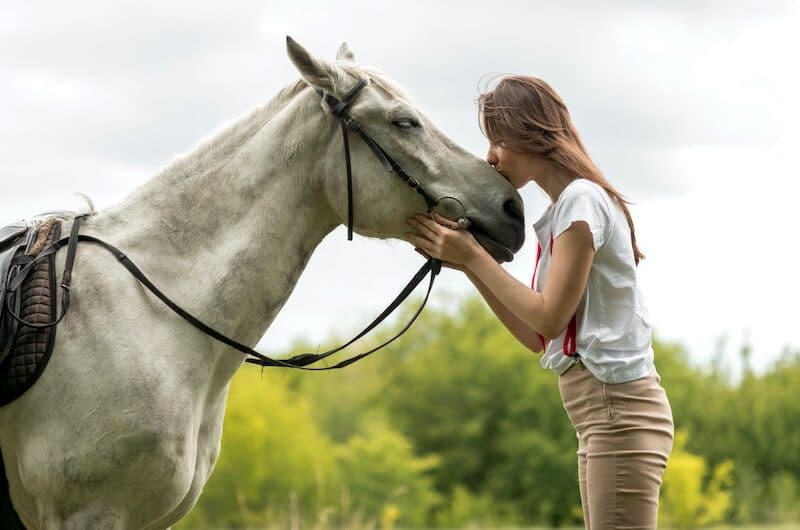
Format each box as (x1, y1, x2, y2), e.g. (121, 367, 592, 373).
(334, 421, 441, 527)
(659, 429, 735, 529)
(381, 296, 579, 526)
(176, 291, 800, 528)
(177, 369, 336, 528)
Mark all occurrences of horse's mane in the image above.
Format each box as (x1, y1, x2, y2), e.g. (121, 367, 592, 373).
(147, 63, 414, 190)
(153, 79, 308, 185)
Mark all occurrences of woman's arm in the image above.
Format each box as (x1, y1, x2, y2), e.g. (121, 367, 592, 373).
(464, 268, 546, 354)
(405, 213, 595, 341)
(465, 221, 595, 339)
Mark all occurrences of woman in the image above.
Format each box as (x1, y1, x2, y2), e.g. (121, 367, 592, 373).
(404, 75, 674, 529)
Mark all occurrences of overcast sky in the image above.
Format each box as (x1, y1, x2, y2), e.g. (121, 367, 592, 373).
(2, 1, 798, 382)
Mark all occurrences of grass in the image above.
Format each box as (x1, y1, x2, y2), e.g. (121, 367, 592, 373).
(194, 522, 800, 530)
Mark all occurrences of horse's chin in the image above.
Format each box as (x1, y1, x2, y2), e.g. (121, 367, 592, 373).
(473, 233, 515, 263)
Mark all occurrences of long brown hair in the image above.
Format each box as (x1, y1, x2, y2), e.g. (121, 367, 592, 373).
(478, 75, 645, 265)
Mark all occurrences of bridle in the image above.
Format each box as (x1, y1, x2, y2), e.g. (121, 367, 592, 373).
(314, 77, 471, 238)
(5, 77, 473, 371)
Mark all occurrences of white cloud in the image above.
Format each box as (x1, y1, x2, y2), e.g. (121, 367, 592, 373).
(1, 0, 797, 382)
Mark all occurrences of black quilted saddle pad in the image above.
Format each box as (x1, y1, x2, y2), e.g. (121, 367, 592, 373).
(0, 219, 61, 406)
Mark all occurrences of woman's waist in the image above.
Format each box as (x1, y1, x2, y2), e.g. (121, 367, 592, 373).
(560, 352, 654, 384)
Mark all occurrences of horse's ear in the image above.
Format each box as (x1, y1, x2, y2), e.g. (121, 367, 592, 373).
(286, 35, 336, 93)
(336, 42, 356, 63)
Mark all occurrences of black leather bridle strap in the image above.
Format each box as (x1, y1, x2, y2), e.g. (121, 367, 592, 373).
(248, 255, 438, 368)
(316, 80, 441, 239)
(330, 78, 367, 117)
(340, 119, 355, 240)
(3, 78, 454, 370)
(348, 125, 439, 209)
(18, 232, 439, 370)
(322, 79, 366, 241)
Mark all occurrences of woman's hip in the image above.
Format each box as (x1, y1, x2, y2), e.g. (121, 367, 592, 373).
(558, 361, 674, 450)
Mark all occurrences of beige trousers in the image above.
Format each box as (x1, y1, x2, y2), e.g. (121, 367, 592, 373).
(558, 360, 674, 530)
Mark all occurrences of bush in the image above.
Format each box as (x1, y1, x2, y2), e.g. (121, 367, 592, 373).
(659, 429, 735, 529)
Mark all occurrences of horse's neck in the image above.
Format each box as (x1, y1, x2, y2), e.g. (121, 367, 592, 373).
(89, 87, 339, 361)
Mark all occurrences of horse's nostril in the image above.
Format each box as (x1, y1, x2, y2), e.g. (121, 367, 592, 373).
(503, 196, 524, 223)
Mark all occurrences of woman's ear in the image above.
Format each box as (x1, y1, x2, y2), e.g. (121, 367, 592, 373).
(286, 35, 338, 94)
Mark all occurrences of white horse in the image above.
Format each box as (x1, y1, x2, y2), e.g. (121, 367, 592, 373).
(0, 37, 524, 529)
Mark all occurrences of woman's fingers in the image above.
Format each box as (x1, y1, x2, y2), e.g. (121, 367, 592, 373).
(406, 213, 468, 262)
(409, 215, 441, 239)
(415, 248, 461, 270)
(405, 233, 436, 256)
(409, 212, 461, 233)
(433, 212, 461, 230)
(413, 245, 463, 271)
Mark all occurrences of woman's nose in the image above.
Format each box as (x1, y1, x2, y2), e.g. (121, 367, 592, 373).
(486, 148, 498, 166)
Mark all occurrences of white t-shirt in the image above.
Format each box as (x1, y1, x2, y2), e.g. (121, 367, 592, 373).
(532, 178, 655, 383)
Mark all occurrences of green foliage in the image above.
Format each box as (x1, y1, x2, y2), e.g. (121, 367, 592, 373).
(731, 465, 800, 525)
(660, 430, 735, 529)
(334, 421, 441, 526)
(653, 341, 800, 527)
(432, 485, 503, 528)
(763, 472, 800, 523)
(176, 368, 337, 529)
(177, 352, 440, 528)
(381, 297, 579, 526)
(177, 293, 800, 528)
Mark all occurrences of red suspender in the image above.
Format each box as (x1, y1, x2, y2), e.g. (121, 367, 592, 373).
(531, 244, 543, 288)
(532, 233, 578, 357)
(531, 239, 547, 349)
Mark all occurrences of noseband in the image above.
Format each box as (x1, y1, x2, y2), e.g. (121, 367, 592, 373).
(5, 77, 473, 371)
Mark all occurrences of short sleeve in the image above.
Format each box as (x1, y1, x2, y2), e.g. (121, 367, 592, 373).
(552, 183, 610, 251)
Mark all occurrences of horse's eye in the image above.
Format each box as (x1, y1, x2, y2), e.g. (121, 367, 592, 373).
(392, 119, 419, 129)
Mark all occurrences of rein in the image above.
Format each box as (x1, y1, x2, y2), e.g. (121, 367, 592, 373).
(5, 78, 472, 370)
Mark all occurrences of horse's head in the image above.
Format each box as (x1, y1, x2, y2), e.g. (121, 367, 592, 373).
(287, 36, 525, 262)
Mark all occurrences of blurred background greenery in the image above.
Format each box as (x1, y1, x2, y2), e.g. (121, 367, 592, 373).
(176, 294, 800, 530)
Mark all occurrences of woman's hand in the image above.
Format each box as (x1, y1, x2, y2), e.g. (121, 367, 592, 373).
(404, 212, 484, 271)
(412, 247, 466, 272)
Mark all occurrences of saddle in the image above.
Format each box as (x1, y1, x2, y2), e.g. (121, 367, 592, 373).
(0, 218, 62, 406)
(0, 218, 65, 530)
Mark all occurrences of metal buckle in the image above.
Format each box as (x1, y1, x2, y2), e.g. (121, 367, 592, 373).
(408, 178, 420, 190)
